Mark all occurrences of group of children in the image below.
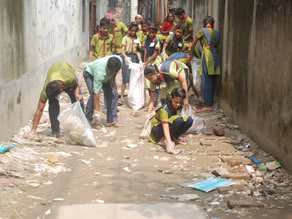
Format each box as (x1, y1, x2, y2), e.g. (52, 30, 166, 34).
(29, 8, 220, 155)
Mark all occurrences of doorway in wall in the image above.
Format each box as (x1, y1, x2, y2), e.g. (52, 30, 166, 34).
(89, 0, 97, 44)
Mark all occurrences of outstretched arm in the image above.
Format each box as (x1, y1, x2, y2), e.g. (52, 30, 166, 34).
(189, 37, 199, 60)
(31, 99, 46, 133)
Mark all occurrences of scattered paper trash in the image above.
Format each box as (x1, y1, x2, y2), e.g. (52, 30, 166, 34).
(45, 209, 51, 215)
(48, 155, 59, 163)
(266, 160, 281, 171)
(250, 157, 261, 164)
(0, 144, 16, 153)
(53, 198, 65, 202)
(158, 169, 173, 174)
(161, 193, 200, 201)
(174, 149, 182, 155)
(245, 165, 255, 173)
(187, 177, 235, 192)
(123, 167, 131, 172)
(80, 159, 91, 165)
(127, 144, 137, 148)
(96, 199, 104, 204)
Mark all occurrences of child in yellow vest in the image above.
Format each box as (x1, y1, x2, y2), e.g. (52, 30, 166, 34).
(120, 22, 142, 103)
(89, 18, 114, 62)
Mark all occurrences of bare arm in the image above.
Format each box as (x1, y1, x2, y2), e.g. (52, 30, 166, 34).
(88, 48, 94, 62)
(93, 93, 100, 112)
(137, 51, 142, 63)
(31, 99, 46, 132)
(162, 42, 168, 54)
(144, 48, 148, 64)
(121, 46, 127, 58)
(189, 37, 199, 60)
(178, 77, 189, 109)
(147, 90, 156, 114)
(184, 31, 193, 41)
(145, 49, 158, 66)
(162, 123, 172, 142)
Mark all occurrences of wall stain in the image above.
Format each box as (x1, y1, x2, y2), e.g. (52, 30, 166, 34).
(17, 90, 21, 104)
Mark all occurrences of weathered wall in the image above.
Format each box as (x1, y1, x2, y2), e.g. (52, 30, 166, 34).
(188, 0, 292, 171)
(0, 0, 90, 140)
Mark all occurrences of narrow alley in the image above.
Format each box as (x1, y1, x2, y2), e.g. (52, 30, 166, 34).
(0, 1, 291, 219)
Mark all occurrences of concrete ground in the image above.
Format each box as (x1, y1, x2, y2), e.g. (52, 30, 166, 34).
(0, 63, 292, 219)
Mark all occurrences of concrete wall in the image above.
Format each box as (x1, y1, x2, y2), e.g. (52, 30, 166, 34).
(188, 0, 292, 171)
(96, 0, 109, 22)
(0, 0, 90, 140)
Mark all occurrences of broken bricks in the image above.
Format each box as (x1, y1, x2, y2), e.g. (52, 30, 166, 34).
(212, 125, 225, 136)
(227, 200, 265, 209)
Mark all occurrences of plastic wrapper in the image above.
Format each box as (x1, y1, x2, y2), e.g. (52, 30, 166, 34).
(191, 58, 201, 92)
(128, 63, 145, 110)
(186, 116, 205, 134)
(58, 102, 97, 147)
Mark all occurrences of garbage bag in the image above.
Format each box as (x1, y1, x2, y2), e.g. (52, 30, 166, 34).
(186, 116, 205, 134)
(191, 58, 201, 92)
(139, 111, 156, 139)
(58, 102, 97, 147)
(128, 63, 145, 110)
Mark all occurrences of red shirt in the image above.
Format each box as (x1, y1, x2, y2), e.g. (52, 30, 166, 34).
(161, 21, 175, 32)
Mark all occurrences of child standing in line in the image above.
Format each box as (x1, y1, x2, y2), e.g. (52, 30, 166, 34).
(144, 24, 162, 109)
(120, 22, 142, 104)
(137, 19, 149, 62)
(89, 18, 114, 62)
(190, 16, 220, 112)
(149, 88, 193, 154)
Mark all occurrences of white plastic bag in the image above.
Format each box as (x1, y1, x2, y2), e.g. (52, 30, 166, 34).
(58, 102, 97, 147)
(186, 116, 205, 134)
(139, 111, 156, 139)
(128, 63, 145, 110)
(191, 58, 201, 92)
(181, 106, 192, 117)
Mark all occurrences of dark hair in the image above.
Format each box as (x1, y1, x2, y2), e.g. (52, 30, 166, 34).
(141, 19, 149, 25)
(167, 88, 186, 108)
(203, 16, 215, 27)
(129, 22, 138, 30)
(46, 81, 62, 99)
(175, 25, 185, 34)
(169, 8, 176, 13)
(100, 17, 110, 27)
(107, 57, 122, 73)
(144, 65, 156, 76)
(166, 12, 175, 21)
(148, 23, 158, 31)
(175, 8, 185, 16)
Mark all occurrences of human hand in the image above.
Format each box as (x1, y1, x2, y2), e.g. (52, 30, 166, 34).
(162, 52, 168, 60)
(75, 94, 83, 101)
(125, 56, 132, 65)
(183, 98, 190, 110)
(93, 110, 102, 122)
(165, 140, 175, 154)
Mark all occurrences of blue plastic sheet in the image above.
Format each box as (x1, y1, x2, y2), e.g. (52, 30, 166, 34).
(187, 177, 235, 192)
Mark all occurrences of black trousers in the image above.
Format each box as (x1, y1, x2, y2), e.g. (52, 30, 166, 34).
(48, 87, 84, 134)
(151, 116, 193, 141)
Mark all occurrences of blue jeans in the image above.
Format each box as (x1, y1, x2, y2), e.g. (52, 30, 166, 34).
(83, 70, 118, 123)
